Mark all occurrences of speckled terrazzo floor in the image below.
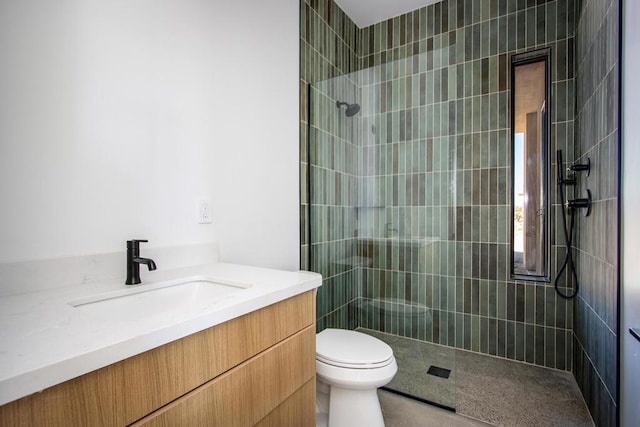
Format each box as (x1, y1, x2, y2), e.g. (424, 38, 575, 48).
(359, 329, 595, 427)
(379, 390, 491, 427)
(363, 329, 457, 409)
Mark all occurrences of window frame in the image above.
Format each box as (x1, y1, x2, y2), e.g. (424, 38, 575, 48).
(509, 48, 551, 283)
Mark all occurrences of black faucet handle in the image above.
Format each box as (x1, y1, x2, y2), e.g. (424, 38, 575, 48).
(127, 240, 149, 255)
(125, 239, 155, 285)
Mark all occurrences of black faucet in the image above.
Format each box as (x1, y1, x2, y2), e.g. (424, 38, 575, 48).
(126, 239, 157, 285)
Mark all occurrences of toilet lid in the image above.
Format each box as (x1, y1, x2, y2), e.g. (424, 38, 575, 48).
(316, 329, 394, 369)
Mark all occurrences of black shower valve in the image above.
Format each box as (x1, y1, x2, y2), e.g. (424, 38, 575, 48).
(565, 189, 592, 217)
(566, 198, 589, 209)
(568, 157, 591, 176)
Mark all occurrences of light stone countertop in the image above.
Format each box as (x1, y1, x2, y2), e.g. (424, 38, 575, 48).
(0, 262, 322, 406)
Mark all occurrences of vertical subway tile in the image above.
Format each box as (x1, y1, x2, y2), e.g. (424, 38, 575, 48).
(515, 321, 525, 361)
(535, 325, 545, 366)
(303, 0, 591, 384)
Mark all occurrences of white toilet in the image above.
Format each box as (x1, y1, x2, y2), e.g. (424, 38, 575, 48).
(315, 329, 398, 427)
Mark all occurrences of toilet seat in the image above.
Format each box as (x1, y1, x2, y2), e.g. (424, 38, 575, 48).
(315, 329, 398, 426)
(316, 354, 394, 369)
(316, 329, 393, 369)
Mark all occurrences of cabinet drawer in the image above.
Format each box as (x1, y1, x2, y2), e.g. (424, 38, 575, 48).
(132, 326, 316, 427)
(0, 291, 315, 426)
(255, 378, 315, 427)
(123, 291, 314, 422)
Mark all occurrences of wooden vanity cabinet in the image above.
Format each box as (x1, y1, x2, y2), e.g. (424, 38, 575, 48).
(0, 291, 316, 426)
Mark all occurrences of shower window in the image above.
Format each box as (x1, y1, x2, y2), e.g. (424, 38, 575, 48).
(510, 49, 550, 281)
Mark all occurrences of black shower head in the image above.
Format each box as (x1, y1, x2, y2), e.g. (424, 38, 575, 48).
(336, 101, 361, 117)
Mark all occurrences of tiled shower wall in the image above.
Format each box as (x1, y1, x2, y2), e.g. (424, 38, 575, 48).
(354, 0, 577, 370)
(301, 0, 622, 423)
(300, 0, 360, 329)
(573, 0, 619, 425)
(307, 75, 362, 330)
(302, 0, 592, 372)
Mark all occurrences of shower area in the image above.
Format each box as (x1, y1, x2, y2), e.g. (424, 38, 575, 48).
(307, 41, 576, 413)
(301, 0, 619, 426)
(308, 46, 467, 408)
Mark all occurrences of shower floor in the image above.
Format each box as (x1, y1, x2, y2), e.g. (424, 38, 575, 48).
(358, 328, 594, 427)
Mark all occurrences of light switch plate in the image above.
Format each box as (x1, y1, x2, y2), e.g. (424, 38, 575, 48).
(197, 198, 212, 224)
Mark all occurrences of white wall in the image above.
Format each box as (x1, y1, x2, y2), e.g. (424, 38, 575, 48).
(622, 1, 640, 425)
(0, 1, 300, 271)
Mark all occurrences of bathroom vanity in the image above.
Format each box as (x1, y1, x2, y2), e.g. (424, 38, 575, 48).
(0, 262, 321, 426)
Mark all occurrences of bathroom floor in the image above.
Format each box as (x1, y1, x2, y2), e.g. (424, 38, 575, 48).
(360, 329, 595, 427)
(379, 390, 491, 427)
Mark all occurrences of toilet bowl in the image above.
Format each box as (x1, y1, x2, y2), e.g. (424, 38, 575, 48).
(316, 329, 397, 427)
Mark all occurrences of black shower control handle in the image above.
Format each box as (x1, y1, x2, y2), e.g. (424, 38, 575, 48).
(568, 158, 591, 176)
(566, 198, 589, 209)
(566, 189, 592, 217)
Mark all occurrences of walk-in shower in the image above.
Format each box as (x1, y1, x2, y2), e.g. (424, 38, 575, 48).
(308, 33, 574, 415)
(303, 0, 620, 424)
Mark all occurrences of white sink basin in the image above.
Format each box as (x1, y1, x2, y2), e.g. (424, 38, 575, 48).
(68, 276, 251, 322)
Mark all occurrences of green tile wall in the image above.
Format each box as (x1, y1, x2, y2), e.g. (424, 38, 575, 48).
(353, 0, 577, 371)
(302, 0, 583, 372)
(572, 0, 619, 425)
(301, 0, 360, 331)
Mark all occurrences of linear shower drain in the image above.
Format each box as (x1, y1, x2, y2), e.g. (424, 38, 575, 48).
(427, 365, 451, 379)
